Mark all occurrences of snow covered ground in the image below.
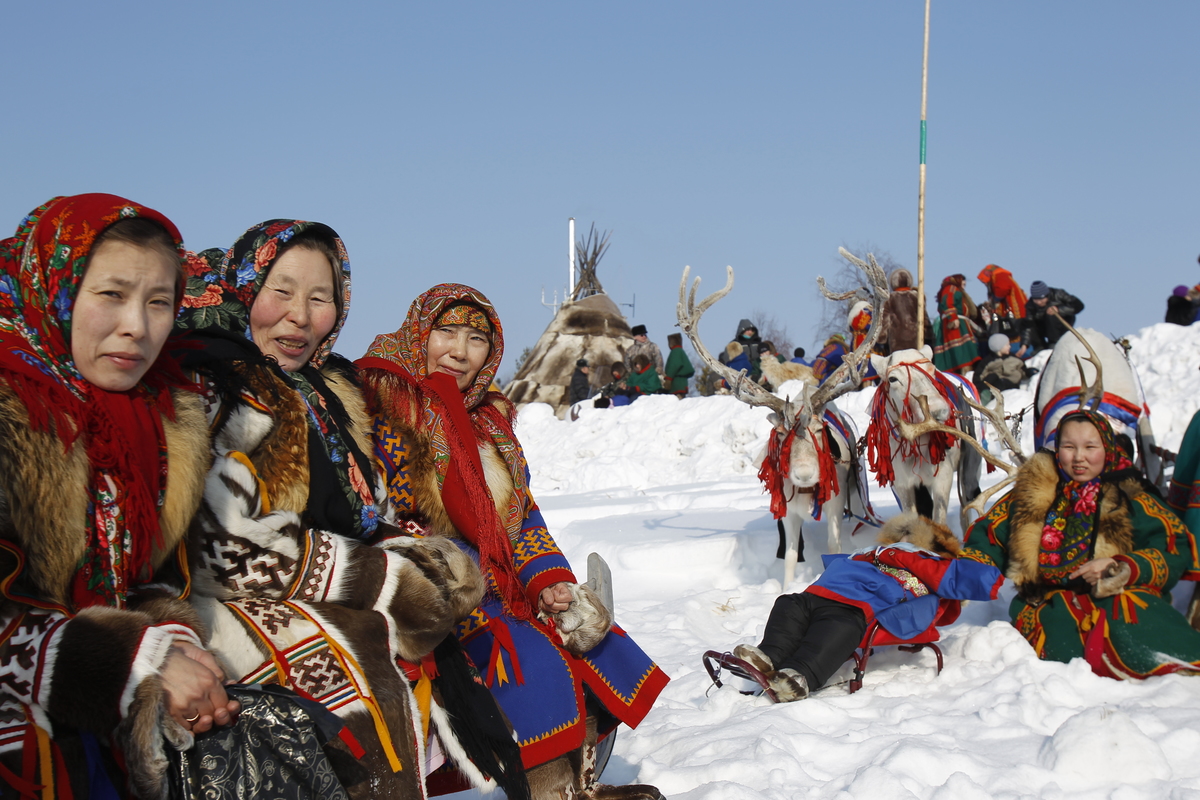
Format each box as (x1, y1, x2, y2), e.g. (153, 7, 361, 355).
(463, 323, 1200, 799)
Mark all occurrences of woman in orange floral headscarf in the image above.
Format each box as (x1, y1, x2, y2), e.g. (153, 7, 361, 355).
(358, 284, 669, 800)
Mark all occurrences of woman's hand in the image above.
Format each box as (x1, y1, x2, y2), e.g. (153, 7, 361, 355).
(160, 642, 240, 733)
(1069, 557, 1117, 587)
(539, 582, 574, 614)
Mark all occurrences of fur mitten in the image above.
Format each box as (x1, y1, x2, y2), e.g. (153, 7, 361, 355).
(546, 583, 612, 656)
(383, 534, 485, 621)
(1092, 559, 1132, 599)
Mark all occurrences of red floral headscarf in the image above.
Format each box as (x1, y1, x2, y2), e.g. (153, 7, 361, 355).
(0, 194, 189, 609)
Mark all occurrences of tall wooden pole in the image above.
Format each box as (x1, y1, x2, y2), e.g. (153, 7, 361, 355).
(916, 0, 931, 350)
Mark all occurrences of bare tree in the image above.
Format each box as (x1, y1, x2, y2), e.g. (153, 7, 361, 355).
(571, 223, 611, 300)
(813, 242, 906, 343)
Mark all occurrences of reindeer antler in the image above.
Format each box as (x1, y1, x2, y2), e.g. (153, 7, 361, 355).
(677, 266, 795, 424)
(1050, 309, 1104, 411)
(896, 386, 1030, 518)
(808, 249, 890, 411)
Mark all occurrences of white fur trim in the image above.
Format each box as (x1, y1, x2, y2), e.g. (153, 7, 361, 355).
(213, 403, 274, 457)
(429, 696, 497, 792)
(372, 551, 406, 656)
(191, 597, 268, 681)
(120, 623, 203, 719)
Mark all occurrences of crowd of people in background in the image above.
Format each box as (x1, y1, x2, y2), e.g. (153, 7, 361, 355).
(571, 255, 1200, 409)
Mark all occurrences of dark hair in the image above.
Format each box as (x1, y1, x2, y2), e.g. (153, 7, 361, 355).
(610, 361, 626, 377)
(761, 341, 777, 354)
(793, 347, 805, 358)
(91, 217, 182, 290)
(633, 354, 650, 370)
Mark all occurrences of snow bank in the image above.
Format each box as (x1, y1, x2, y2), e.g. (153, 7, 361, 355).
(456, 320, 1200, 799)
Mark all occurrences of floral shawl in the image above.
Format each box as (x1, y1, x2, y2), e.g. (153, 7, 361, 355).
(0, 194, 188, 609)
(1040, 409, 1133, 583)
(176, 220, 378, 538)
(357, 283, 537, 620)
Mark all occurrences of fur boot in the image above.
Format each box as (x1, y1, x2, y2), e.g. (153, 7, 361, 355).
(733, 643, 774, 674)
(768, 669, 810, 703)
(525, 714, 664, 800)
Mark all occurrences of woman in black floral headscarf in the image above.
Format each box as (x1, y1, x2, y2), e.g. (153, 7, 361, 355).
(177, 221, 513, 799)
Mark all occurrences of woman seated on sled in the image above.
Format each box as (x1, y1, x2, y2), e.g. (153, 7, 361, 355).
(963, 409, 1200, 679)
(356, 284, 670, 800)
(176, 224, 522, 798)
(0, 194, 238, 797)
(732, 514, 1002, 701)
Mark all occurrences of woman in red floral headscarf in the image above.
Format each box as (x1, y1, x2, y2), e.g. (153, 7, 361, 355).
(964, 409, 1200, 679)
(0, 194, 235, 798)
(358, 284, 669, 800)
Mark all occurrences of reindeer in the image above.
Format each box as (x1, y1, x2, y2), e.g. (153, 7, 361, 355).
(866, 346, 984, 532)
(677, 250, 888, 587)
(758, 356, 815, 391)
(1033, 315, 1161, 483)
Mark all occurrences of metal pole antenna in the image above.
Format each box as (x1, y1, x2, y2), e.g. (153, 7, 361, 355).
(916, 0, 930, 350)
(568, 218, 576, 300)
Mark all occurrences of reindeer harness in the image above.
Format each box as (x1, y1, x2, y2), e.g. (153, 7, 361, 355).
(758, 411, 842, 520)
(866, 360, 962, 487)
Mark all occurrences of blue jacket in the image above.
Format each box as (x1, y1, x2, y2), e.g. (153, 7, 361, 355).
(809, 544, 1003, 639)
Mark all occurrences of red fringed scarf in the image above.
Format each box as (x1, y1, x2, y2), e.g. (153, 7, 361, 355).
(757, 422, 839, 518)
(360, 359, 535, 622)
(866, 361, 959, 488)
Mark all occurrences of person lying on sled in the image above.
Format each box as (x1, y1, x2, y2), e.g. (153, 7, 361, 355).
(732, 513, 1003, 701)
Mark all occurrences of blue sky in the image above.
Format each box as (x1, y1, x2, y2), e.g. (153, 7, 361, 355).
(4, 2, 1197, 374)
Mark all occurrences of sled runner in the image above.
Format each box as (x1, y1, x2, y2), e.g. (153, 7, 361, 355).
(701, 650, 781, 702)
(848, 619, 946, 693)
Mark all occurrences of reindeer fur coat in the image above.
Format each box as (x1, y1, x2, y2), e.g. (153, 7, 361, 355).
(187, 355, 489, 799)
(0, 384, 212, 798)
(964, 451, 1200, 678)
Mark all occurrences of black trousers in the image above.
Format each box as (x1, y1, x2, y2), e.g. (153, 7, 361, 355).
(757, 592, 867, 690)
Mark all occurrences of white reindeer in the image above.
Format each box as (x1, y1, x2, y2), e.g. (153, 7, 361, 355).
(1034, 322, 1161, 482)
(867, 345, 983, 531)
(677, 251, 887, 587)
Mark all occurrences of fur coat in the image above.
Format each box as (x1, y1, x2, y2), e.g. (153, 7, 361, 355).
(964, 451, 1200, 678)
(187, 357, 487, 799)
(0, 384, 211, 798)
(879, 269, 934, 355)
(985, 452, 1140, 602)
(367, 368, 669, 770)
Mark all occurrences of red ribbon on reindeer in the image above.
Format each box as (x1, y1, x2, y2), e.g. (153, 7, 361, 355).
(758, 422, 839, 519)
(866, 361, 961, 488)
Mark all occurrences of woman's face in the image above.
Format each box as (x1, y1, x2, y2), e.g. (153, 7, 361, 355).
(249, 247, 337, 371)
(70, 239, 179, 391)
(1057, 420, 1106, 483)
(426, 324, 491, 391)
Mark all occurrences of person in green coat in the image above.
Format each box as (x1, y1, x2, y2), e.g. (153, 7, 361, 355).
(663, 332, 694, 396)
(626, 353, 662, 399)
(963, 408, 1200, 679)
